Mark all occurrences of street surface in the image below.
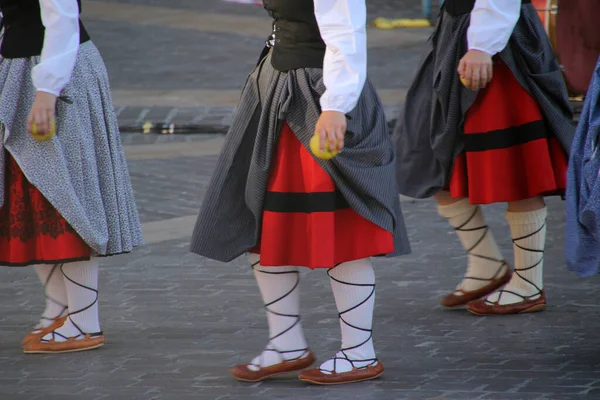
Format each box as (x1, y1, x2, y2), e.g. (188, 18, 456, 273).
(0, 1, 598, 399)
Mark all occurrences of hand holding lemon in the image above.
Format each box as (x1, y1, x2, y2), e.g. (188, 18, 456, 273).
(310, 110, 346, 160)
(458, 49, 493, 91)
(310, 134, 338, 160)
(31, 119, 56, 141)
(27, 91, 58, 141)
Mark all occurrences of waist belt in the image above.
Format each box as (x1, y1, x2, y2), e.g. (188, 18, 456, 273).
(445, 0, 531, 16)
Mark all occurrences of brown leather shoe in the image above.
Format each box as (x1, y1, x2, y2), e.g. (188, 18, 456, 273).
(440, 262, 511, 308)
(299, 361, 384, 385)
(23, 333, 105, 354)
(230, 351, 316, 382)
(21, 316, 67, 346)
(467, 290, 547, 315)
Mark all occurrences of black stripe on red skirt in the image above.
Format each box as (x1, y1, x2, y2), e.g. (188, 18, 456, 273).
(447, 60, 568, 204)
(463, 120, 548, 152)
(252, 122, 394, 268)
(263, 191, 349, 213)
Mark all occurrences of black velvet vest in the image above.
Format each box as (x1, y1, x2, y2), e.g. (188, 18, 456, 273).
(262, 0, 326, 71)
(0, 0, 90, 58)
(444, 0, 531, 16)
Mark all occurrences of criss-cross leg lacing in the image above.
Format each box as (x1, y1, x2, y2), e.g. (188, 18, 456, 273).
(33, 264, 68, 330)
(247, 259, 309, 371)
(450, 207, 508, 294)
(319, 260, 378, 375)
(437, 201, 508, 298)
(485, 222, 545, 306)
(41, 262, 102, 343)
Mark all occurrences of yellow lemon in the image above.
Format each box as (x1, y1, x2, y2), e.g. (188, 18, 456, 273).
(309, 134, 338, 160)
(460, 77, 469, 87)
(31, 120, 56, 141)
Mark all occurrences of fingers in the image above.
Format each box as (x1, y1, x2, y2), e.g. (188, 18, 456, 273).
(464, 63, 474, 89)
(27, 109, 53, 136)
(457, 59, 466, 78)
(471, 67, 481, 91)
(26, 111, 34, 134)
(326, 124, 337, 152)
(335, 126, 345, 151)
(36, 110, 48, 136)
(27, 92, 58, 137)
(459, 51, 495, 90)
(314, 112, 347, 154)
(317, 126, 327, 152)
(47, 109, 55, 134)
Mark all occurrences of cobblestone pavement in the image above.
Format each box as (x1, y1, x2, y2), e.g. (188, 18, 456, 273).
(82, 0, 434, 132)
(85, 0, 581, 133)
(0, 133, 599, 400)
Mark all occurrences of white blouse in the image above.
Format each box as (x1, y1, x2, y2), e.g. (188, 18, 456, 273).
(31, 0, 80, 96)
(468, 0, 522, 56)
(314, 0, 367, 115)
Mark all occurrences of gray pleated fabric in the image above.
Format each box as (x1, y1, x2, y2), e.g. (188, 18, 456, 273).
(0, 42, 144, 256)
(190, 53, 411, 263)
(394, 4, 576, 199)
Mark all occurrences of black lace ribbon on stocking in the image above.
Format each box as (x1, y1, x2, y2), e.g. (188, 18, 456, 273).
(485, 223, 546, 305)
(39, 264, 68, 324)
(451, 206, 507, 287)
(41, 263, 102, 342)
(249, 260, 308, 368)
(320, 263, 377, 374)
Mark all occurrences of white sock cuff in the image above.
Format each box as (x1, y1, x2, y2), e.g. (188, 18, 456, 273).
(437, 198, 477, 219)
(505, 207, 548, 226)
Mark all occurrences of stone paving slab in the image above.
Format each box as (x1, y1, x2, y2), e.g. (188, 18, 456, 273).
(114, 100, 583, 135)
(0, 137, 599, 399)
(83, 0, 431, 133)
(94, 0, 435, 21)
(115, 104, 404, 134)
(84, 0, 585, 134)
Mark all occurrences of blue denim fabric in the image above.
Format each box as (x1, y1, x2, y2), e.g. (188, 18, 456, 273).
(566, 57, 600, 277)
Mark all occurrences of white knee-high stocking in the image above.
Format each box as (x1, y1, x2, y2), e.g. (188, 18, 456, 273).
(438, 199, 507, 294)
(248, 254, 308, 370)
(41, 259, 102, 342)
(34, 264, 68, 328)
(486, 207, 547, 305)
(319, 259, 377, 374)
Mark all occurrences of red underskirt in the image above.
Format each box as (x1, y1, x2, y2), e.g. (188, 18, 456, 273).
(448, 60, 568, 204)
(0, 154, 91, 266)
(250, 123, 394, 269)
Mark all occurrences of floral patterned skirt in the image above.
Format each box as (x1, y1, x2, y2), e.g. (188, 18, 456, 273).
(0, 154, 91, 266)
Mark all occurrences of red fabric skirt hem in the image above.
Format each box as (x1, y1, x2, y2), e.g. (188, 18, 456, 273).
(447, 60, 568, 205)
(0, 154, 91, 266)
(251, 123, 394, 269)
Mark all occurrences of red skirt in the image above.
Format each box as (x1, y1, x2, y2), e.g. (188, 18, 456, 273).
(448, 60, 568, 204)
(250, 123, 394, 269)
(0, 154, 91, 266)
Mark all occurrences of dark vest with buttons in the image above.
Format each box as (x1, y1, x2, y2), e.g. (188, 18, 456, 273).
(444, 0, 531, 16)
(262, 0, 326, 71)
(0, 0, 90, 59)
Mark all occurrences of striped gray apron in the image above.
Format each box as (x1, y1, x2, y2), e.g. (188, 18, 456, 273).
(190, 53, 411, 263)
(394, 4, 576, 199)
